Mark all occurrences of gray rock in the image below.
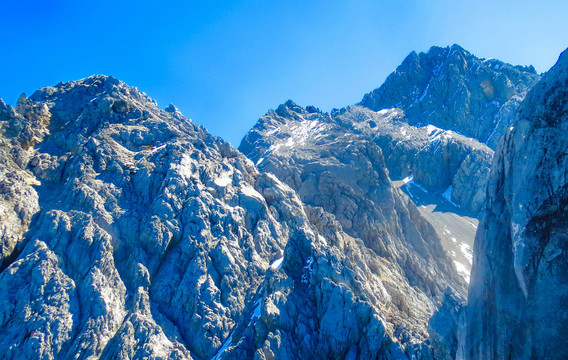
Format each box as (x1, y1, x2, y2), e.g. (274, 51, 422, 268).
(360, 44, 540, 147)
(239, 100, 466, 358)
(0, 76, 316, 359)
(335, 106, 494, 214)
(0, 96, 46, 270)
(466, 48, 568, 359)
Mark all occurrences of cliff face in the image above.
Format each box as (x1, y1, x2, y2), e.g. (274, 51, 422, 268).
(360, 45, 540, 148)
(239, 101, 466, 358)
(466, 48, 568, 359)
(331, 105, 493, 215)
(353, 45, 541, 216)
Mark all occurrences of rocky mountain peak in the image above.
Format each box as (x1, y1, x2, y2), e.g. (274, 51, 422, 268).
(0, 75, 312, 359)
(360, 44, 540, 148)
(240, 98, 468, 357)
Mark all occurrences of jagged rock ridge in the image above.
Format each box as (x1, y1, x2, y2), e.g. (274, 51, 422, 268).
(360, 44, 540, 149)
(239, 100, 467, 358)
(0, 76, 311, 359)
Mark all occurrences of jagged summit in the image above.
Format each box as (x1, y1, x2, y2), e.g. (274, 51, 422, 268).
(360, 44, 540, 148)
(0, 75, 305, 359)
(240, 98, 468, 357)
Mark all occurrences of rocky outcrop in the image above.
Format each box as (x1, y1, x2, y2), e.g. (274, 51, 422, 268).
(333, 106, 493, 214)
(0, 97, 47, 270)
(466, 48, 568, 359)
(360, 45, 540, 148)
(0, 76, 316, 359)
(239, 100, 466, 358)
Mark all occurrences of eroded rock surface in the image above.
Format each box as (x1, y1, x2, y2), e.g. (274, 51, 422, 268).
(0, 76, 308, 359)
(360, 44, 540, 148)
(239, 101, 466, 358)
(0, 74, 467, 360)
(466, 48, 568, 359)
(333, 106, 494, 215)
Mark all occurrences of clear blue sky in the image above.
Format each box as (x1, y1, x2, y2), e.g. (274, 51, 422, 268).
(1, 0, 567, 146)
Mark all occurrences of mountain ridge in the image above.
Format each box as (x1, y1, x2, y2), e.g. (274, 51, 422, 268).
(1, 44, 567, 360)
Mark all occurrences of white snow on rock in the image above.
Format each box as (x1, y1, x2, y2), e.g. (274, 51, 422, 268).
(240, 184, 264, 202)
(214, 170, 233, 187)
(454, 260, 470, 283)
(270, 257, 284, 270)
(460, 243, 473, 265)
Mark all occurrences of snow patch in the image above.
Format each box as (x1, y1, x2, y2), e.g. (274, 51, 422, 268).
(212, 332, 235, 360)
(240, 185, 264, 202)
(418, 84, 430, 102)
(270, 257, 284, 270)
(460, 243, 473, 264)
(402, 174, 413, 184)
(253, 298, 262, 318)
(149, 144, 167, 153)
(454, 261, 470, 283)
(214, 170, 233, 187)
(426, 124, 439, 136)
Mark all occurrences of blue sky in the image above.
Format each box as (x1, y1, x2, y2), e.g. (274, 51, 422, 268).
(1, 0, 567, 146)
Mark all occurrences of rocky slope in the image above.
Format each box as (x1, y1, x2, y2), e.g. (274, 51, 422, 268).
(332, 105, 493, 215)
(239, 101, 467, 358)
(0, 75, 466, 359)
(0, 76, 313, 359)
(466, 48, 568, 359)
(0, 97, 46, 271)
(360, 44, 540, 149)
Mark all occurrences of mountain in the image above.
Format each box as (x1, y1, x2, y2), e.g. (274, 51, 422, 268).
(466, 48, 568, 359)
(360, 44, 540, 149)
(239, 100, 467, 358)
(0, 75, 465, 359)
(353, 46, 541, 217)
(0, 76, 317, 359)
(240, 43, 539, 280)
(1, 43, 565, 360)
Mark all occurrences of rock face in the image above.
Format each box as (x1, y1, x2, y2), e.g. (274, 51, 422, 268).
(239, 100, 466, 358)
(466, 48, 568, 359)
(0, 97, 45, 271)
(354, 45, 541, 215)
(0, 76, 319, 359)
(360, 45, 540, 149)
(331, 105, 494, 215)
